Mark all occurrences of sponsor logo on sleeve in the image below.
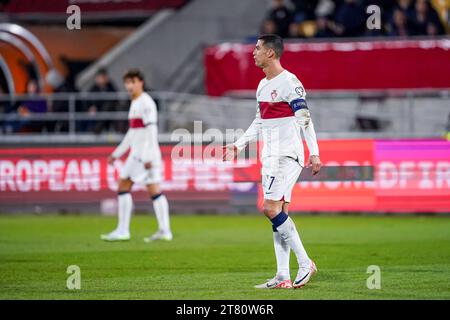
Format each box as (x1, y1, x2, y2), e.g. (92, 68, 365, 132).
(295, 86, 304, 97)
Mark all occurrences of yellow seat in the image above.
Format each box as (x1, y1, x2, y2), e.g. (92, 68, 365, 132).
(298, 20, 317, 38)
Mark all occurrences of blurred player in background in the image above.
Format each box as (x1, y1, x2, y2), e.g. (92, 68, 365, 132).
(101, 69, 172, 242)
(223, 35, 321, 289)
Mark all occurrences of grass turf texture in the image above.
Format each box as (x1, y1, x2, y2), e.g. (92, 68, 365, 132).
(0, 215, 449, 300)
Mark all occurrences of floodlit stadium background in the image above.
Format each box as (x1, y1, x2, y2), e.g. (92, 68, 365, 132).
(1, 0, 450, 301)
(0, 0, 449, 215)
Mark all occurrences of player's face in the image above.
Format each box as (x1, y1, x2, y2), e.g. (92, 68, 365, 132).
(253, 40, 271, 68)
(124, 77, 143, 97)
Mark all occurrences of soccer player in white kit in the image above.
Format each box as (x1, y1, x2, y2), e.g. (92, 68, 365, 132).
(223, 35, 322, 289)
(101, 69, 172, 242)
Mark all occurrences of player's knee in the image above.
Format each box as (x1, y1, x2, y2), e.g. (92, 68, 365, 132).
(263, 201, 280, 218)
(263, 208, 276, 218)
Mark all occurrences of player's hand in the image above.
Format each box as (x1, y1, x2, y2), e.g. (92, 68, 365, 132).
(144, 162, 152, 170)
(222, 144, 238, 161)
(306, 155, 322, 176)
(107, 155, 116, 165)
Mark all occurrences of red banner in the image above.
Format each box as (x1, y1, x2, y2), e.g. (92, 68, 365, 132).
(204, 39, 450, 96)
(0, 145, 242, 207)
(256, 140, 450, 213)
(1, 140, 449, 213)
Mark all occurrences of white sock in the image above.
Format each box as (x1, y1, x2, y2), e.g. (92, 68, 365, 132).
(273, 228, 290, 280)
(276, 217, 310, 268)
(152, 194, 171, 233)
(117, 192, 132, 235)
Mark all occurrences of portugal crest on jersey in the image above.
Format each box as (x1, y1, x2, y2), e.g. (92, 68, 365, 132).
(271, 90, 278, 101)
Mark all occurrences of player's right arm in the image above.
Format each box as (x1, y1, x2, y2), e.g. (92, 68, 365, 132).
(109, 129, 133, 163)
(223, 108, 262, 161)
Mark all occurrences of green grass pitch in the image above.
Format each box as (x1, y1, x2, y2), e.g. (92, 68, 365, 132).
(0, 214, 449, 299)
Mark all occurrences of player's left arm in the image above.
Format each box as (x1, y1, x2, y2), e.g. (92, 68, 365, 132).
(140, 101, 158, 169)
(109, 130, 132, 164)
(284, 76, 322, 175)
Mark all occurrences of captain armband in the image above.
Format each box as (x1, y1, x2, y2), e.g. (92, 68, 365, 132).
(289, 98, 308, 113)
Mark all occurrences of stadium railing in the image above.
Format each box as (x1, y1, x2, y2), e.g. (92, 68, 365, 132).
(0, 90, 449, 145)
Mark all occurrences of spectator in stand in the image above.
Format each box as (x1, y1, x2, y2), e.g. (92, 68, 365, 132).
(265, 0, 294, 38)
(314, 14, 336, 38)
(411, 0, 445, 35)
(394, 0, 416, 22)
(90, 68, 116, 94)
(387, 8, 415, 36)
(259, 0, 448, 39)
(315, 0, 336, 18)
(49, 76, 77, 133)
(333, 0, 366, 37)
(260, 19, 278, 35)
(4, 79, 47, 133)
(83, 68, 117, 134)
(291, 0, 319, 23)
(287, 22, 300, 38)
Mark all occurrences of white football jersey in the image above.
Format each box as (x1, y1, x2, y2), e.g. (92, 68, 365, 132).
(234, 69, 319, 173)
(112, 92, 161, 164)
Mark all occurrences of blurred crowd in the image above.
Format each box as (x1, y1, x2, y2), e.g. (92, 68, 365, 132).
(261, 0, 448, 38)
(0, 69, 128, 134)
(1, 0, 448, 135)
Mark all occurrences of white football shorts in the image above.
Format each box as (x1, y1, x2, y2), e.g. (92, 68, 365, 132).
(261, 156, 302, 202)
(119, 156, 162, 185)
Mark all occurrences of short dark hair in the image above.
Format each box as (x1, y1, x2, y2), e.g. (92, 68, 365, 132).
(258, 34, 284, 58)
(123, 69, 145, 82)
(97, 68, 108, 76)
